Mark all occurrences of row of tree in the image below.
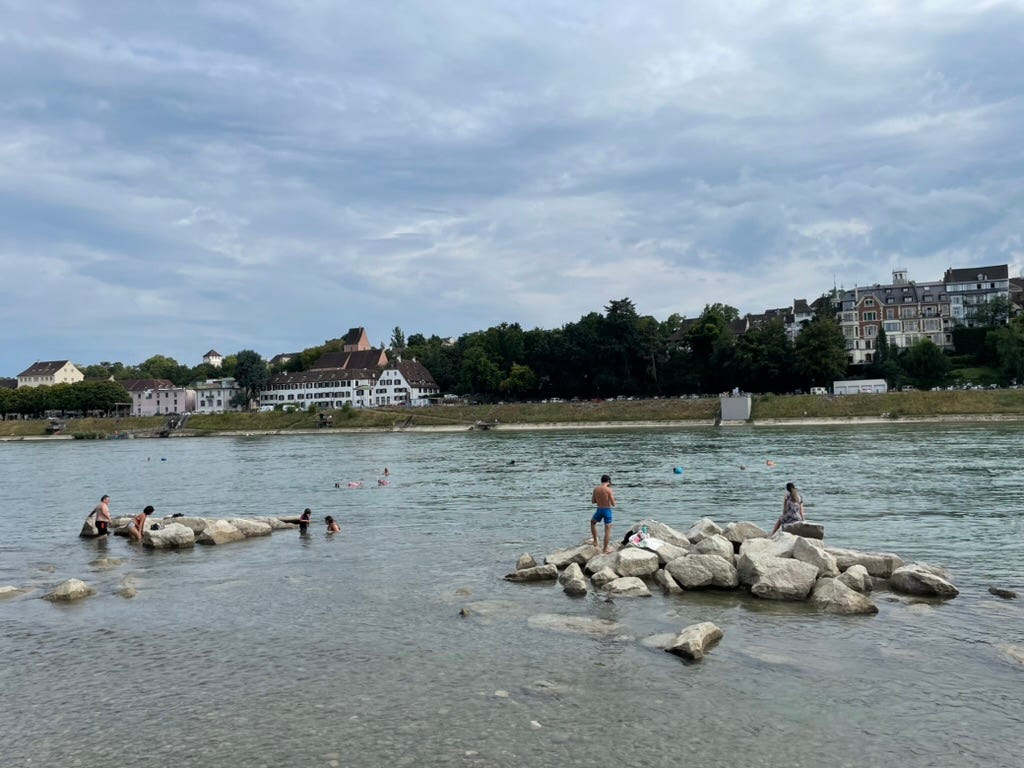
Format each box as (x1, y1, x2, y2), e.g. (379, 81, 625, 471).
(0, 381, 131, 417)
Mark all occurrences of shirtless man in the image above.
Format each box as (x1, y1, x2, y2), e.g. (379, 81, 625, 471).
(92, 495, 112, 537)
(590, 475, 616, 554)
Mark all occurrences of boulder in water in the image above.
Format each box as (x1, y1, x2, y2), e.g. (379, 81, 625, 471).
(737, 552, 818, 600)
(601, 577, 652, 597)
(226, 518, 272, 537)
(665, 622, 723, 660)
(504, 564, 557, 582)
(838, 564, 872, 593)
(810, 577, 879, 615)
(516, 553, 537, 571)
(143, 522, 196, 550)
(616, 548, 659, 577)
(889, 563, 958, 598)
(557, 562, 588, 596)
(43, 578, 95, 602)
(666, 554, 738, 589)
(196, 520, 246, 545)
(792, 537, 839, 577)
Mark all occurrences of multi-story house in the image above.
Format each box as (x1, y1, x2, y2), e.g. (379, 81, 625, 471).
(258, 359, 439, 411)
(194, 378, 242, 413)
(16, 360, 84, 388)
(120, 379, 197, 416)
(943, 265, 1011, 327)
(202, 349, 223, 368)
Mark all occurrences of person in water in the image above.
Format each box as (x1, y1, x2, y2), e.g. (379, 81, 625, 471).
(325, 515, 340, 534)
(299, 508, 312, 534)
(771, 482, 805, 535)
(91, 494, 112, 537)
(127, 505, 154, 542)
(590, 474, 616, 554)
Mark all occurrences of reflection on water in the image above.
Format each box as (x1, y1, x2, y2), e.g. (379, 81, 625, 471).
(1, 424, 1023, 767)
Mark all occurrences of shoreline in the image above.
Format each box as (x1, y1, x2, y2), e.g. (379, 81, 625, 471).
(6, 412, 1024, 441)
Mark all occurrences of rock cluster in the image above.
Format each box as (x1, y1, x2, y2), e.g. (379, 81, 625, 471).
(505, 516, 963, 652)
(85, 514, 296, 549)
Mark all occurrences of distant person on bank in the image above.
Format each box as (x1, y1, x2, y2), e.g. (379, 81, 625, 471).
(91, 495, 112, 537)
(771, 482, 805, 535)
(590, 474, 616, 554)
(128, 506, 155, 542)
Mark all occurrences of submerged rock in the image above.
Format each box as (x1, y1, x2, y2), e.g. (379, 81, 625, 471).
(0, 586, 25, 599)
(43, 578, 95, 602)
(988, 586, 1018, 600)
(665, 622, 723, 660)
(527, 613, 631, 639)
(996, 644, 1024, 665)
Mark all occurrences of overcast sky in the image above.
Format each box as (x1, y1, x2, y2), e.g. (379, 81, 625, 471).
(2, 1, 1023, 375)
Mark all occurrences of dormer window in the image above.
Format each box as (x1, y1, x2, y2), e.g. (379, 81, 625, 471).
(864, 298, 875, 307)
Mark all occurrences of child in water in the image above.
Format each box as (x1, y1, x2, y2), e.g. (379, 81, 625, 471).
(325, 515, 340, 534)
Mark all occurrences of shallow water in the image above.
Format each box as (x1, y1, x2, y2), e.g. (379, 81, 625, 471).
(1, 424, 1022, 767)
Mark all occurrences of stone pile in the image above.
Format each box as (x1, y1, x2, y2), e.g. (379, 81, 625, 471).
(79, 514, 296, 549)
(505, 516, 961, 659)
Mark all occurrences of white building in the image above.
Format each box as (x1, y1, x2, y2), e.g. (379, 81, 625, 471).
(259, 360, 439, 411)
(202, 349, 224, 368)
(17, 360, 84, 388)
(194, 378, 242, 413)
(943, 265, 1011, 327)
(120, 379, 197, 416)
(833, 378, 888, 395)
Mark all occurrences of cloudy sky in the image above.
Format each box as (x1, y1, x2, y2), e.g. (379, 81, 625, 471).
(2, 1, 1023, 375)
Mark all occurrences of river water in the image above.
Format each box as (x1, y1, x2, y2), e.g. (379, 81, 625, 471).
(1, 424, 1022, 767)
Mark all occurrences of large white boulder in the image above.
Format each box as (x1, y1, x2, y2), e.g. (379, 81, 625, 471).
(227, 518, 273, 537)
(161, 516, 213, 534)
(650, 541, 692, 565)
(252, 516, 299, 530)
(143, 522, 196, 549)
(584, 552, 619, 575)
(810, 577, 879, 615)
(557, 563, 588, 596)
(889, 563, 959, 598)
(686, 517, 723, 543)
(739, 532, 817, 559)
(737, 553, 818, 600)
(516, 554, 537, 571)
(792, 536, 839, 577)
(694, 534, 735, 563)
(505, 564, 558, 582)
(666, 554, 738, 589)
(838, 564, 873, 593)
(590, 567, 619, 588)
(546, 543, 600, 568)
(666, 622, 724, 660)
(616, 548, 659, 577)
(825, 547, 904, 578)
(43, 578, 95, 602)
(633, 520, 691, 548)
(723, 521, 767, 545)
(601, 577, 652, 597)
(653, 568, 684, 594)
(196, 520, 246, 545)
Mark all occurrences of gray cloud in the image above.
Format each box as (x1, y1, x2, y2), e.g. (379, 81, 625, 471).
(1, 0, 1023, 373)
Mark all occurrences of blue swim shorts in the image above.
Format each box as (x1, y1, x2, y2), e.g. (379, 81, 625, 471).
(591, 508, 613, 525)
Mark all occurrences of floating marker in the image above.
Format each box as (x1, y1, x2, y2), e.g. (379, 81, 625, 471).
(673, 467, 684, 475)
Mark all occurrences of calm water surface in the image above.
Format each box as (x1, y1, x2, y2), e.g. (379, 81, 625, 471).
(1, 424, 1022, 767)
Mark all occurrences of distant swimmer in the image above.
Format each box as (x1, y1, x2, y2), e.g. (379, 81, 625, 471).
(299, 508, 312, 534)
(377, 478, 390, 486)
(766, 460, 776, 467)
(383, 467, 390, 477)
(347, 481, 362, 488)
(508, 460, 515, 466)
(325, 516, 340, 534)
(740, 465, 747, 470)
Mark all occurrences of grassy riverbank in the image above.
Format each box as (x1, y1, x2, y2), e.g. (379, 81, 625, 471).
(2, 389, 1024, 438)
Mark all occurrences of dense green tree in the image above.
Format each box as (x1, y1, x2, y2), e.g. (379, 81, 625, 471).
(390, 326, 406, 350)
(499, 363, 539, 399)
(970, 295, 1012, 327)
(458, 346, 502, 395)
(233, 350, 269, 409)
(794, 316, 848, 387)
(991, 315, 1024, 384)
(137, 355, 192, 385)
(901, 339, 951, 388)
(733, 320, 793, 393)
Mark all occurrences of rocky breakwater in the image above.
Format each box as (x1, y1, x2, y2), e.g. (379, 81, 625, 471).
(81, 514, 296, 549)
(505, 516, 961, 661)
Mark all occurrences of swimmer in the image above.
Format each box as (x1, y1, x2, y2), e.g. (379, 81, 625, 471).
(377, 478, 390, 486)
(325, 516, 340, 534)
(347, 481, 362, 488)
(766, 460, 776, 467)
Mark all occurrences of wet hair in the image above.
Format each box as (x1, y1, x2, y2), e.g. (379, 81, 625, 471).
(601, 474, 611, 484)
(325, 516, 334, 524)
(101, 494, 110, 502)
(785, 483, 794, 491)
(303, 508, 312, 514)
(143, 505, 155, 514)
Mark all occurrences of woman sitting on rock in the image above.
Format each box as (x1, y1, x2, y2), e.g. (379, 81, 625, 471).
(771, 483, 804, 535)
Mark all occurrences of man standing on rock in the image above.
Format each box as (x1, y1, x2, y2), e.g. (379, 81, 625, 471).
(590, 475, 616, 554)
(92, 495, 111, 537)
